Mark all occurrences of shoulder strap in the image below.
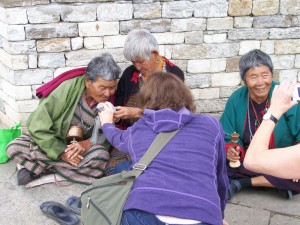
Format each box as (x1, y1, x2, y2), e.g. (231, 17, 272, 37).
(121, 129, 179, 179)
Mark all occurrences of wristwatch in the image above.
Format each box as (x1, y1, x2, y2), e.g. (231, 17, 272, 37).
(263, 113, 278, 125)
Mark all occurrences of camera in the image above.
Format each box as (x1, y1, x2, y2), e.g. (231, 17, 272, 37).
(293, 83, 300, 101)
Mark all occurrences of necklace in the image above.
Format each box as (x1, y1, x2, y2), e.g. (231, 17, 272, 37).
(247, 94, 269, 140)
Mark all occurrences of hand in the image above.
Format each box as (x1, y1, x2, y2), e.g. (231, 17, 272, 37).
(99, 102, 115, 125)
(60, 151, 82, 166)
(269, 81, 298, 119)
(114, 106, 143, 120)
(227, 146, 240, 162)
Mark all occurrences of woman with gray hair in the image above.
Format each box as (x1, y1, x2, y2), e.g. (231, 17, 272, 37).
(105, 29, 184, 175)
(7, 53, 121, 186)
(220, 49, 300, 200)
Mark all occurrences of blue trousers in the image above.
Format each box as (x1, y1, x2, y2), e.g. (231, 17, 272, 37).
(121, 209, 210, 225)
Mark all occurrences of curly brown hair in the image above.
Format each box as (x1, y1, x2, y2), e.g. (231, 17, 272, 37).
(139, 72, 195, 112)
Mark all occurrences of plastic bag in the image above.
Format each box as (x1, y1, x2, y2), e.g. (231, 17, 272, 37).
(0, 122, 21, 163)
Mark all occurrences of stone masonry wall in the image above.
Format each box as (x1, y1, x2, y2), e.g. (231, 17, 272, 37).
(0, 0, 300, 127)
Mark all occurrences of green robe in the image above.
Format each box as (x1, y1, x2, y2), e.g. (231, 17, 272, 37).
(27, 76, 85, 160)
(220, 81, 300, 149)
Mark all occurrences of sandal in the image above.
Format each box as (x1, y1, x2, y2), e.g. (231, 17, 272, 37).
(276, 189, 293, 200)
(227, 179, 242, 200)
(66, 196, 82, 215)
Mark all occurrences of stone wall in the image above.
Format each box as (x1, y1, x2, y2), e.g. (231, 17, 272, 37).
(0, 0, 300, 127)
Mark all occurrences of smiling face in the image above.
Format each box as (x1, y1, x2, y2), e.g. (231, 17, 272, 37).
(245, 65, 273, 104)
(131, 51, 161, 79)
(85, 76, 117, 103)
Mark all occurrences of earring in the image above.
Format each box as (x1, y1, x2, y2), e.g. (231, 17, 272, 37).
(156, 58, 159, 63)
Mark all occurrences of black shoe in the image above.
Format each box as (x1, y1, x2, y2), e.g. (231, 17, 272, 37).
(17, 168, 43, 185)
(276, 189, 293, 200)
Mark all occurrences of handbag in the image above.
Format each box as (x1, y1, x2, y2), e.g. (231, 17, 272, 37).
(81, 130, 179, 225)
(0, 122, 21, 164)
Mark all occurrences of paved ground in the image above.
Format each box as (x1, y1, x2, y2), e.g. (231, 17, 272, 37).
(1, 122, 300, 225)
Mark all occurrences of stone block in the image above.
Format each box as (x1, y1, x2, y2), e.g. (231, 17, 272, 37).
(239, 41, 261, 55)
(191, 88, 219, 100)
(270, 28, 300, 39)
(153, 32, 184, 45)
(261, 40, 275, 55)
(206, 43, 239, 58)
(1, 79, 32, 100)
(270, 55, 295, 69)
(172, 44, 207, 60)
(185, 74, 211, 89)
(185, 31, 203, 44)
(204, 33, 226, 44)
(278, 69, 298, 82)
(26, 23, 78, 39)
(0, 0, 49, 7)
(253, 16, 292, 28)
(187, 59, 226, 73)
(252, 0, 279, 16)
(207, 18, 234, 30)
(194, 0, 228, 18)
(0, 62, 14, 83)
(228, 0, 252, 16)
(171, 18, 206, 32)
(228, 29, 269, 40)
(2, 8, 28, 24)
(280, 0, 300, 15)
(295, 55, 300, 68)
(293, 16, 300, 26)
(103, 35, 126, 48)
(0, 49, 28, 70)
(120, 19, 171, 34)
(170, 60, 187, 73)
(84, 37, 104, 50)
(220, 86, 241, 98)
(27, 6, 61, 24)
(226, 56, 241, 73)
(37, 38, 71, 52)
(52, 0, 110, 2)
(211, 72, 241, 87)
(0, 22, 25, 41)
(61, 5, 96, 22)
(79, 22, 119, 37)
(234, 17, 253, 28)
(97, 3, 133, 21)
(196, 98, 228, 113)
(17, 100, 40, 113)
(134, 3, 161, 19)
(3, 40, 36, 54)
(71, 37, 83, 51)
(38, 53, 65, 68)
(13, 69, 53, 85)
(275, 40, 300, 54)
(162, 1, 193, 18)
(28, 54, 38, 69)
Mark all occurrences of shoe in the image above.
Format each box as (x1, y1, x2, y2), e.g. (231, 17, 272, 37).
(66, 196, 81, 215)
(40, 201, 80, 225)
(276, 189, 293, 200)
(227, 179, 242, 201)
(17, 168, 39, 186)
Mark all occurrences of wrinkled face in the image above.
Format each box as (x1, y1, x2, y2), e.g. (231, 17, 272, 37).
(245, 65, 273, 104)
(131, 52, 160, 78)
(85, 76, 117, 103)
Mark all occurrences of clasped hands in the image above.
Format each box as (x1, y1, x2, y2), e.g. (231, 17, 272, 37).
(61, 139, 91, 166)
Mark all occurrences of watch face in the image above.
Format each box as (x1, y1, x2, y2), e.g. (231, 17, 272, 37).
(263, 113, 270, 120)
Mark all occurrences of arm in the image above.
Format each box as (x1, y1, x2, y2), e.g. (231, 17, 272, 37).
(244, 82, 300, 179)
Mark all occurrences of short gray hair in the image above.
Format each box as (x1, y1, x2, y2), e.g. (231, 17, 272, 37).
(239, 49, 273, 81)
(123, 29, 159, 61)
(85, 53, 121, 82)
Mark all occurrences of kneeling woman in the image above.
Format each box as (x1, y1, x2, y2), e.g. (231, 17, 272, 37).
(99, 72, 229, 225)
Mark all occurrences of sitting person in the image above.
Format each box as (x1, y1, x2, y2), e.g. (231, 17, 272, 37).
(220, 49, 300, 199)
(105, 28, 185, 175)
(99, 72, 229, 225)
(6, 53, 121, 185)
(244, 82, 300, 179)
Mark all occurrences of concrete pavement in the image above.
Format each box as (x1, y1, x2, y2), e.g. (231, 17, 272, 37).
(1, 159, 300, 225)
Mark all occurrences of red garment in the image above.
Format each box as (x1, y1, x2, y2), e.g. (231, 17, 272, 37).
(36, 67, 86, 98)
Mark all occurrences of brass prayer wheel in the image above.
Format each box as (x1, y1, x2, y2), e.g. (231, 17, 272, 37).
(67, 126, 83, 144)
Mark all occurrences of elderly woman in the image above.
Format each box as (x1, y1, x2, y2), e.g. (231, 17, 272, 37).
(105, 28, 184, 175)
(220, 49, 300, 200)
(6, 53, 121, 185)
(100, 72, 228, 225)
